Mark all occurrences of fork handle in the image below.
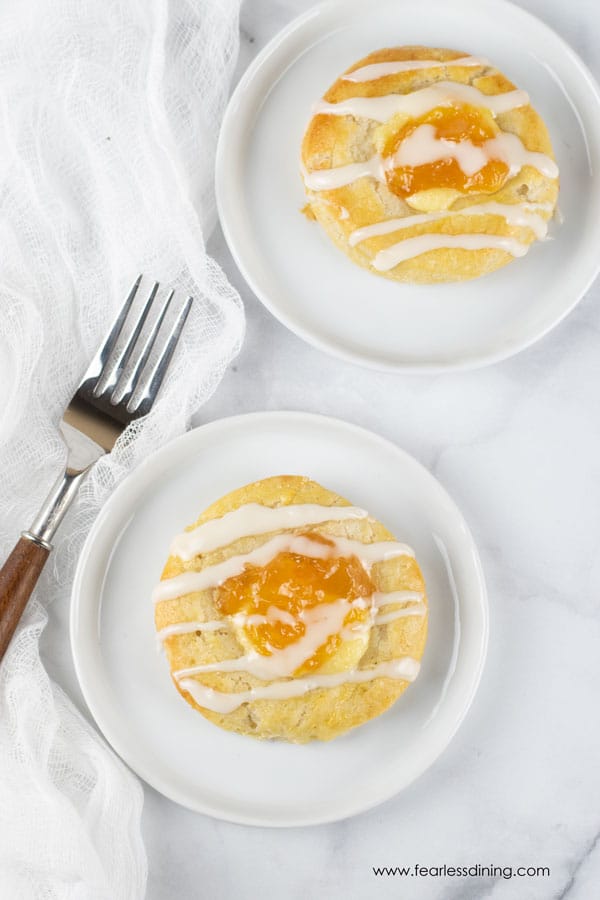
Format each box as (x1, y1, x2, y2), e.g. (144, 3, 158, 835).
(0, 535, 50, 660)
(0, 468, 87, 662)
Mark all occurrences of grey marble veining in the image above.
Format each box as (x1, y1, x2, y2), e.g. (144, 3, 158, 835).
(48, 0, 600, 897)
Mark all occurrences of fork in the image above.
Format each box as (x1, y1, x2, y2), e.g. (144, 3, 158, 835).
(0, 275, 193, 661)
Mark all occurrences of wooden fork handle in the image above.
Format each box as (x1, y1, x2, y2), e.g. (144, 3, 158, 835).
(0, 467, 88, 663)
(0, 535, 50, 661)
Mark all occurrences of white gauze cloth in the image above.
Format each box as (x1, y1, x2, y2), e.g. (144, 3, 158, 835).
(0, 0, 244, 898)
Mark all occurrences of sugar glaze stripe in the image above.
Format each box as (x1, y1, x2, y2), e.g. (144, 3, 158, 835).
(349, 202, 552, 246)
(342, 56, 488, 83)
(171, 502, 369, 561)
(157, 591, 426, 642)
(313, 81, 529, 124)
(177, 657, 421, 714)
(153, 533, 414, 604)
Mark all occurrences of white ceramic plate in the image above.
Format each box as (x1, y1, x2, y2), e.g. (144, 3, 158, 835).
(216, 0, 600, 372)
(71, 412, 487, 826)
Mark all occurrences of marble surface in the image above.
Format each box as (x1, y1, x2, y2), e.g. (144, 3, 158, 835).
(49, 1, 600, 897)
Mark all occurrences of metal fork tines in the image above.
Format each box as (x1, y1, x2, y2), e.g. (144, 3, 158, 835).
(80, 275, 192, 422)
(63, 276, 193, 448)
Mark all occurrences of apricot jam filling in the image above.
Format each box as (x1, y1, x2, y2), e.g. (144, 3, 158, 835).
(383, 103, 509, 198)
(215, 533, 375, 674)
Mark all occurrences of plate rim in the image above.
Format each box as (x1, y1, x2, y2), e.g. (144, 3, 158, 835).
(216, 0, 600, 374)
(70, 410, 489, 826)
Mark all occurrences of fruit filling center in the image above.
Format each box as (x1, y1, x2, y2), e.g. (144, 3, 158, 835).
(382, 103, 509, 198)
(215, 533, 375, 673)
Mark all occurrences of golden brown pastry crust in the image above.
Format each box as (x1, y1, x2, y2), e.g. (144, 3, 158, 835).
(155, 475, 427, 742)
(301, 46, 559, 283)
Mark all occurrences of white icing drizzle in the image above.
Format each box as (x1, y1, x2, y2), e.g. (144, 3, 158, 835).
(174, 599, 354, 680)
(349, 202, 551, 246)
(372, 589, 424, 607)
(343, 57, 488, 83)
(177, 657, 421, 714)
(157, 620, 228, 641)
(171, 502, 368, 561)
(373, 232, 529, 271)
(395, 125, 558, 179)
(375, 602, 427, 625)
(314, 81, 529, 123)
(302, 157, 384, 191)
(237, 606, 298, 628)
(303, 132, 557, 194)
(152, 533, 414, 604)
(157, 590, 426, 642)
(344, 593, 427, 634)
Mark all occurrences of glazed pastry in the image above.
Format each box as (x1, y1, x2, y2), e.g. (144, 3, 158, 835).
(301, 46, 559, 283)
(153, 475, 427, 742)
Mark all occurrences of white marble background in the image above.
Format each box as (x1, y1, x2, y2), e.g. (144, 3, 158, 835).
(43, 0, 600, 897)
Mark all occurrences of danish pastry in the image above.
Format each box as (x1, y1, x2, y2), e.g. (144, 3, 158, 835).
(153, 475, 427, 742)
(301, 46, 559, 283)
